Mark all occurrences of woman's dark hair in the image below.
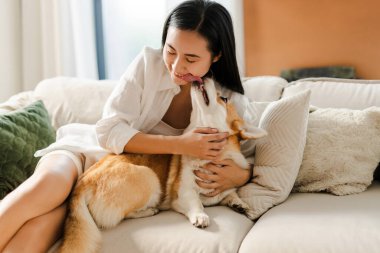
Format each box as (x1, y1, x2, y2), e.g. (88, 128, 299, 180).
(162, 0, 244, 94)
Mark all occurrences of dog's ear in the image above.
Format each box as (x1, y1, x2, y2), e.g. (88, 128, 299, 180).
(232, 120, 267, 140)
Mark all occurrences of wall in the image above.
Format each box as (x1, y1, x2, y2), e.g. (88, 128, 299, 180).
(244, 0, 380, 79)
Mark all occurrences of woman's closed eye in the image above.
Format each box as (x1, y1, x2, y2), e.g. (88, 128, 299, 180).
(186, 58, 196, 63)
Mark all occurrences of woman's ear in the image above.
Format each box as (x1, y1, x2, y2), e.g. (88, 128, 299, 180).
(213, 52, 221, 63)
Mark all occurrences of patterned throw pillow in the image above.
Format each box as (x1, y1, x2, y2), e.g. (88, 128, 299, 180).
(0, 100, 55, 199)
(238, 90, 311, 220)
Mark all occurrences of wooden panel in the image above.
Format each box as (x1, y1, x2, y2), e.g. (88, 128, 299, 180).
(243, 0, 380, 79)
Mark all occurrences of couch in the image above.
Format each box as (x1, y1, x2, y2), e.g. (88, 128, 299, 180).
(1, 76, 379, 253)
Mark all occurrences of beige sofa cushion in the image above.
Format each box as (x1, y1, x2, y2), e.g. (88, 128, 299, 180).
(49, 206, 253, 253)
(239, 181, 380, 253)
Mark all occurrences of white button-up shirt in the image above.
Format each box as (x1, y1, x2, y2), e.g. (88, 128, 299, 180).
(96, 47, 258, 156)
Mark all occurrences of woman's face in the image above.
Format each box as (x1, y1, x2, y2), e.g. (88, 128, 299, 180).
(163, 27, 219, 86)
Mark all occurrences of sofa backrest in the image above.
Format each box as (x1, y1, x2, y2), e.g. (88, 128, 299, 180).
(283, 77, 380, 109)
(32, 76, 288, 129)
(3, 76, 380, 130)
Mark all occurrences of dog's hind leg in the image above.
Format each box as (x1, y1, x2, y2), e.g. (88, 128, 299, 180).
(89, 164, 162, 228)
(125, 207, 160, 219)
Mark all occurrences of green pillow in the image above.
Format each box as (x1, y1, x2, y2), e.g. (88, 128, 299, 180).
(0, 100, 55, 199)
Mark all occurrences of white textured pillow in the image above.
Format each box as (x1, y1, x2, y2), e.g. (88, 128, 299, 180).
(34, 77, 117, 129)
(243, 76, 289, 102)
(293, 107, 380, 195)
(238, 90, 311, 220)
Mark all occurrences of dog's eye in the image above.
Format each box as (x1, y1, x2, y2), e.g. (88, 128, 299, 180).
(220, 96, 228, 103)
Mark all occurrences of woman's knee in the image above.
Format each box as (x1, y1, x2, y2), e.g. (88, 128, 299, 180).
(3, 204, 68, 253)
(13, 155, 80, 214)
(34, 154, 79, 191)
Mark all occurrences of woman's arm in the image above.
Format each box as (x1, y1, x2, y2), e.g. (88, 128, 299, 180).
(124, 127, 228, 160)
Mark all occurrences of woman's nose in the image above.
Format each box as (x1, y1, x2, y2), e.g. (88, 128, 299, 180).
(172, 57, 185, 73)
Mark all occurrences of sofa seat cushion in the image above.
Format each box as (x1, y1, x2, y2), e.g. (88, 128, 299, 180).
(239, 181, 380, 253)
(50, 206, 253, 253)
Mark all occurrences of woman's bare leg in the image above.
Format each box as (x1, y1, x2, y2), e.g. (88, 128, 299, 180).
(0, 154, 79, 252)
(2, 203, 67, 253)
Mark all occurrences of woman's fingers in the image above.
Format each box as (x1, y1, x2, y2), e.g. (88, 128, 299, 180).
(203, 189, 222, 197)
(194, 127, 218, 134)
(202, 162, 222, 174)
(209, 140, 226, 151)
(195, 178, 223, 197)
(193, 127, 228, 142)
(195, 179, 219, 189)
(194, 170, 218, 182)
(206, 132, 229, 142)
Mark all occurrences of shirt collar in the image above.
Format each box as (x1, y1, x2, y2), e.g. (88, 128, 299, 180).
(158, 68, 180, 93)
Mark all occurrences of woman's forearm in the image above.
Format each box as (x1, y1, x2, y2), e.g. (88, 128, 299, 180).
(123, 132, 180, 154)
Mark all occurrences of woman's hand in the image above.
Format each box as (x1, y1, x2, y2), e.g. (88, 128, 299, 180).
(177, 127, 228, 160)
(194, 159, 250, 197)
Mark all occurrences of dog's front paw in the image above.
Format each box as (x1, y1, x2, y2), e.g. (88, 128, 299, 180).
(189, 212, 209, 228)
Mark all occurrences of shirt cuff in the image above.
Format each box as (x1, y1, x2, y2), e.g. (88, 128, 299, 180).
(105, 122, 140, 154)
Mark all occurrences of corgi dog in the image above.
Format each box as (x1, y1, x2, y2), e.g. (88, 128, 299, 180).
(59, 78, 267, 253)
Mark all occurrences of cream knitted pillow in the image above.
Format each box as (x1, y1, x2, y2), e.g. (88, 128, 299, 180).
(293, 106, 380, 195)
(238, 90, 311, 220)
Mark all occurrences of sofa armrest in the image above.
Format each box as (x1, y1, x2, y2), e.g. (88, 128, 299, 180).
(0, 91, 36, 114)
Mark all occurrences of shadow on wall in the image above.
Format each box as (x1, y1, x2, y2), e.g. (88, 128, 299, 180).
(280, 66, 356, 82)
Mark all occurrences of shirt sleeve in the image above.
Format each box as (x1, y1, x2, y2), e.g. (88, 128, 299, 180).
(95, 50, 145, 154)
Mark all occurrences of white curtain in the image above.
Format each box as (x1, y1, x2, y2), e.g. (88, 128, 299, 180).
(0, 0, 98, 103)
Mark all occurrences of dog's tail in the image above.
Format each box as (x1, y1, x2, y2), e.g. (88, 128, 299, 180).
(59, 188, 101, 253)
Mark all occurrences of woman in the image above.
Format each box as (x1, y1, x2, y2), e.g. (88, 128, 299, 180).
(0, 0, 256, 252)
